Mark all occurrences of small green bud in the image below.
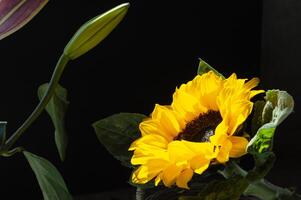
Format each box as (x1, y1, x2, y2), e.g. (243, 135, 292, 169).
(64, 3, 130, 60)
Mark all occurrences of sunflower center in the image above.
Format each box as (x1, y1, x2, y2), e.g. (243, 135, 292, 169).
(175, 111, 222, 142)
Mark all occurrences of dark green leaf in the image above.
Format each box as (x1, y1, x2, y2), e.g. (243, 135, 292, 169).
(244, 159, 294, 200)
(244, 179, 294, 200)
(251, 100, 265, 135)
(38, 83, 69, 161)
(219, 160, 288, 200)
(244, 90, 294, 199)
(93, 113, 146, 167)
(180, 175, 248, 200)
(262, 101, 274, 125)
(247, 90, 294, 154)
(246, 152, 275, 182)
(219, 157, 293, 200)
(24, 151, 72, 200)
(197, 59, 225, 78)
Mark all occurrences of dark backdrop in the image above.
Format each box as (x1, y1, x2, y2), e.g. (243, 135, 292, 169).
(1, 0, 289, 199)
(261, 0, 301, 190)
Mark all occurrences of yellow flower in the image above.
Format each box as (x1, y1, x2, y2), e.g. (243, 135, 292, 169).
(129, 71, 263, 189)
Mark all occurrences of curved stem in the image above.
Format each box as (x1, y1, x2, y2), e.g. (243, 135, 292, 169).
(4, 54, 70, 150)
(244, 179, 294, 200)
(223, 162, 299, 200)
(136, 188, 145, 200)
(0, 146, 24, 157)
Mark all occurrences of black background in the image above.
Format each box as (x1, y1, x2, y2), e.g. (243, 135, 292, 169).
(0, 0, 299, 199)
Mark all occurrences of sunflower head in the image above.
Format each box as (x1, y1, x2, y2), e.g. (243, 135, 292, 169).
(129, 71, 263, 189)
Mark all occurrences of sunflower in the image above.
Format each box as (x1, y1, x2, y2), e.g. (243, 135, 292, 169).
(129, 71, 263, 189)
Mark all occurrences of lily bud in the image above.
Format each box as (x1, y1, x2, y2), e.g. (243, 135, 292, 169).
(64, 3, 130, 60)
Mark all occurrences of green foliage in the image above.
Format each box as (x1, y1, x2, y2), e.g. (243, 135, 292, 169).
(197, 59, 225, 78)
(93, 113, 146, 167)
(24, 151, 72, 200)
(251, 100, 266, 135)
(242, 151, 297, 200)
(216, 90, 294, 200)
(64, 3, 130, 59)
(246, 152, 275, 182)
(38, 83, 69, 161)
(247, 90, 294, 154)
(240, 90, 294, 199)
(180, 175, 248, 200)
(249, 126, 276, 153)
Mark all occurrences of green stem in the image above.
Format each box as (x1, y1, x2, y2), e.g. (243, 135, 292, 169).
(4, 54, 70, 150)
(0, 146, 24, 157)
(244, 179, 293, 200)
(222, 162, 299, 200)
(136, 188, 145, 200)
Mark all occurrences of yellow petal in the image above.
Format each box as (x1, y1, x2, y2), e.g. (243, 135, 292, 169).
(151, 104, 182, 138)
(244, 77, 260, 90)
(132, 166, 143, 183)
(168, 140, 212, 176)
(176, 168, 194, 189)
(155, 172, 162, 186)
(132, 159, 168, 184)
(168, 141, 195, 163)
(227, 101, 253, 135)
(190, 154, 210, 175)
(162, 164, 182, 187)
(216, 139, 232, 163)
(217, 74, 264, 137)
(213, 121, 228, 137)
(130, 135, 169, 165)
(131, 146, 168, 165)
(197, 71, 223, 111)
(139, 119, 171, 140)
(250, 90, 264, 98)
(229, 136, 248, 158)
(129, 134, 168, 151)
(172, 87, 207, 122)
(181, 140, 214, 159)
(168, 140, 214, 164)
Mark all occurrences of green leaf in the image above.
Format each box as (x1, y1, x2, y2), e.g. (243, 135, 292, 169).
(247, 90, 294, 154)
(180, 175, 249, 200)
(24, 151, 72, 200)
(64, 3, 130, 59)
(197, 59, 225, 78)
(38, 83, 69, 161)
(242, 90, 295, 200)
(246, 152, 275, 182)
(243, 152, 293, 200)
(219, 159, 280, 200)
(0, 0, 48, 40)
(93, 113, 146, 167)
(251, 100, 265, 135)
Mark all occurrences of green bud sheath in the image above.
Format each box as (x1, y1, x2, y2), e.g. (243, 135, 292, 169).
(64, 3, 130, 60)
